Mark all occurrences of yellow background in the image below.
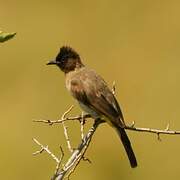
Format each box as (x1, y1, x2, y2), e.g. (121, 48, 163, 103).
(1, 0, 180, 179)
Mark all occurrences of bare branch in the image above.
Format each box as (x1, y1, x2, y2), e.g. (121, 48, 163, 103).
(33, 111, 180, 180)
(33, 114, 91, 125)
(33, 138, 62, 164)
(125, 122, 180, 135)
(61, 106, 74, 153)
(34, 114, 180, 136)
(61, 106, 74, 119)
(62, 121, 73, 153)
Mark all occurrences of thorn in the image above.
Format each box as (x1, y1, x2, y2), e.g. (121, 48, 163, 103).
(47, 119, 53, 125)
(112, 81, 116, 95)
(157, 133, 162, 141)
(59, 146, 64, 154)
(131, 121, 135, 127)
(62, 105, 74, 119)
(165, 123, 170, 131)
(82, 156, 92, 164)
(33, 148, 44, 155)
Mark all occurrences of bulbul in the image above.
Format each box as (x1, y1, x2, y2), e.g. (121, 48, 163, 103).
(47, 46, 137, 168)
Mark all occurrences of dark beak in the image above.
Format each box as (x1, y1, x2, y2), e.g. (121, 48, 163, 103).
(46, 60, 57, 65)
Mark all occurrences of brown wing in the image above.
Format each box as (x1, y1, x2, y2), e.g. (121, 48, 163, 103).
(69, 69, 124, 126)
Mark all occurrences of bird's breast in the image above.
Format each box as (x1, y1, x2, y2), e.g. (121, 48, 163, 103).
(79, 102, 101, 119)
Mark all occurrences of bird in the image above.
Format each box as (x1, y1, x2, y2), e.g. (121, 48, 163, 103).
(47, 46, 137, 168)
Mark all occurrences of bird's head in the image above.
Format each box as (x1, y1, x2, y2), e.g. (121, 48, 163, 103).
(47, 46, 84, 73)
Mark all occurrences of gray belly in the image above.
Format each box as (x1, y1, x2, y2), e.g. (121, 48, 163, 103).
(79, 102, 101, 119)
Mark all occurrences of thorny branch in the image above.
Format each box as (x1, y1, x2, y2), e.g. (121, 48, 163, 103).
(33, 138, 60, 163)
(33, 107, 180, 180)
(33, 138, 64, 176)
(33, 114, 102, 180)
(33, 83, 180, 179)
(33, 114, 91, 125)
(34, 114, 180, 136)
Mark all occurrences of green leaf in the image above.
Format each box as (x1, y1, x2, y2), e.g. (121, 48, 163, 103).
(0, 31, 16, 43)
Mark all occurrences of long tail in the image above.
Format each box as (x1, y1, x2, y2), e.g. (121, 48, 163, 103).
(116, 127, 137, 168)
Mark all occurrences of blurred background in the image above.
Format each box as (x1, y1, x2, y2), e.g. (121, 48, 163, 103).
(1, 0, 180, 179)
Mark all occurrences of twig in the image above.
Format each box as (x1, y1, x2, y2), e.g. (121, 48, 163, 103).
(34, 114, 180, 136)
(61, 106, 74, 153)
(33, 138, 61, 164)
(33, 138, 66, 180)
(62, 122, 73, 153)
(125, 122, 180, 135)
(33, 114, 91, 125)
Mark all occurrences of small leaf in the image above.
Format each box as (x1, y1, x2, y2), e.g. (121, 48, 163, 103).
(0, 31, 16, 43)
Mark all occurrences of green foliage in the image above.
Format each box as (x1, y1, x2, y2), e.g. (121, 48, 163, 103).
(0, 31, 16, 42)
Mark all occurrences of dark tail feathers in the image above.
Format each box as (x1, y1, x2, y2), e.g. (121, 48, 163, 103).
(116, 127, 137, 168)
